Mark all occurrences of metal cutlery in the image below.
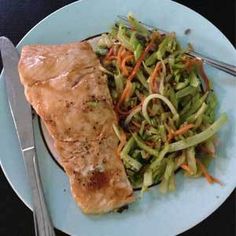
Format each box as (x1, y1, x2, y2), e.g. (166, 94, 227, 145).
(118, 15, 236, 76)
(0, 36, 55, 236)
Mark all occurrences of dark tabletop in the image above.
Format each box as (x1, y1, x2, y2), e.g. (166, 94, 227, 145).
(0, 0, 235, 235)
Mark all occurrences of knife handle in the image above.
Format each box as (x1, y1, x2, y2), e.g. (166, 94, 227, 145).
(22, 148, 55, 236)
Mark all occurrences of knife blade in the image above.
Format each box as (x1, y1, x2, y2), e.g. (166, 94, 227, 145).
(0, 36, 34, 151)
(0, 36, 55, 236)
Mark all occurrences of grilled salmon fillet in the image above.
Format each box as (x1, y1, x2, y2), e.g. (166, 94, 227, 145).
(18, 41, 134, 214)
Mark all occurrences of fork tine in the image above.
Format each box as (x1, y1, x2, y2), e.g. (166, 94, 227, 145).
(117, 15, 128, 22)
(117, 15, 168, 34)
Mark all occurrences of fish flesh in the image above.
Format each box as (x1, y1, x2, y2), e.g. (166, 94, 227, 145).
(18, 41, 134, 214)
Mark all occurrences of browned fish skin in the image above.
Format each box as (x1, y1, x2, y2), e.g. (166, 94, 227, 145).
(18, 41, 134, 214)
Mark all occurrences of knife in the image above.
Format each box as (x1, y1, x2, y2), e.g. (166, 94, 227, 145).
(0, 36, 55, 236)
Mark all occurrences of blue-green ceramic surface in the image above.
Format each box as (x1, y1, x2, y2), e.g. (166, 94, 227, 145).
(0, 0, 235, 235)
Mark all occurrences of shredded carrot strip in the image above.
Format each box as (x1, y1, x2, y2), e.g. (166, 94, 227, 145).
(117, 46, 125, 68)
(121, 48, 127, 58)
(167, 124, 194, 142)
(174, 124, 194, 136)
(105, 46, 114, 60)
(115, 80, 133, 115)
(128, 40, 154, 81)
(116, 130, 127, 157)
(210, 176, 223, 186)
(105, 46, 119, 61)
(121, 54, 134, 76)
(149, 62, 162, 93)
(180, 163, 193, 174)
(150, 76, 159, 93)
(167, 129, 175, 142)
(116, 40, 154, 114)
(196, 159, 223, 185)
(197, 159, 214, 184)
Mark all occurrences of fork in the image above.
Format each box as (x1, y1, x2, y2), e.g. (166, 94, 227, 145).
(118, 15, 236, 76)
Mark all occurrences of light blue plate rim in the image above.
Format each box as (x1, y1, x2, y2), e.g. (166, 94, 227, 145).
(0, 0, 236, 235)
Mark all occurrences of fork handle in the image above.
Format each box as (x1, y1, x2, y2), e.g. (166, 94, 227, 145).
(188, 51, 236, 76)
(23, 148, 55, 236)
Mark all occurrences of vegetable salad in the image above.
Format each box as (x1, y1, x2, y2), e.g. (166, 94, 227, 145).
(96, 15, 227, 193)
